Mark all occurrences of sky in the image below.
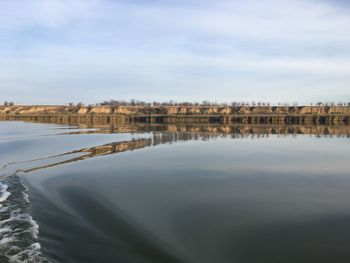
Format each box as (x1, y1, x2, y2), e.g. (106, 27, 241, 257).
(1, 0, 350, 105)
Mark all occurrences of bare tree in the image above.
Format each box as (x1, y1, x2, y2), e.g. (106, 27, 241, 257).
(3, 101, 14, 106)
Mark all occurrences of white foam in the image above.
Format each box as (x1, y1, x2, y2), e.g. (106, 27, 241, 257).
(0, 182, 11, 203)
(0, 236, 12, 245)
(0, 183, 7, 191)
(8, 242, 47, 263)
(0, 226, 11, 234)
(22, 192, 30, 204)
(0, 211, 45, 262)
(0, 191, 11, 203)
(0, 177, 53, 262)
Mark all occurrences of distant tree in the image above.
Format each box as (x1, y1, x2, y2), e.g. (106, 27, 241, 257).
(68, 102, 75, 107)
(101, 100, 118, 106)
(82, 100, 347, 109)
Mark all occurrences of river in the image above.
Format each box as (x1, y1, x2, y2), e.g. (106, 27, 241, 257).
(1, 121, 350, 263)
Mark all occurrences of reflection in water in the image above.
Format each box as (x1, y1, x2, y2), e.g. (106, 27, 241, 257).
(29, 183, 184, 263)
(2, 132, 212, 174)
(20, 123, 350, 137)
(2, 115, 350, 136)
(1, 120, 350, 263)
(6, 124, 349, 175)
(14, 138, 153, 174)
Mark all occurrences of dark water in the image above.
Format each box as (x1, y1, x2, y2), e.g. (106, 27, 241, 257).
(1, 121, 350, 263)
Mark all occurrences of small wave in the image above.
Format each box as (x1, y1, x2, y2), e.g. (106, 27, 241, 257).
(0, 176, 53, 263)
(0, 183, 11, 203)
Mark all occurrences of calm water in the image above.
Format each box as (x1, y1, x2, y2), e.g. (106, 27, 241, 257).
(1, 121, 350, 263)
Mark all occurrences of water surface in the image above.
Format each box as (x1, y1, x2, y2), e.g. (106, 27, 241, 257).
(1, 121, 350, 263)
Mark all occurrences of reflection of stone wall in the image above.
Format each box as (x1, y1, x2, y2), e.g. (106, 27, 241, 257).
(154, 125, 350, 137)
(1, 112, 349, 136)
(2, 113, 349, 126)
(17, 126, 350, 175)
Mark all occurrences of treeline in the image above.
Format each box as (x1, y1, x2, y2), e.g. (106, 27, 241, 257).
(76, 100, 350, 107)
(3, 100, 350, 107)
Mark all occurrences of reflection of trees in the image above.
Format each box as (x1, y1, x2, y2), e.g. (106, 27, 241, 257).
(71, 124, 349, 138)
(2, 113, 350, 138)
(15, 132, 223, 174)
(16, 138, 153, 174)
(6, 125, 348, 175)
(3, 114, 349, 137)
(1, 115, 350, 175)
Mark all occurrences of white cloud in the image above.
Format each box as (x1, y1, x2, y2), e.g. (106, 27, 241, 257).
(0, 0, 350, 103)
(0, 0, 98, 29)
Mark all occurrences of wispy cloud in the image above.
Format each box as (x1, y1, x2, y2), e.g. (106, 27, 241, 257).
(0, 0, 350, 104)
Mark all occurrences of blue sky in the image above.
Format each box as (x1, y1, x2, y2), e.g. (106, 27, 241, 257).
(1, 0, 350, 104)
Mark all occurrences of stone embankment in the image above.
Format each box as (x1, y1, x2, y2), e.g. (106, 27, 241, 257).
(1, 105, 350, 125)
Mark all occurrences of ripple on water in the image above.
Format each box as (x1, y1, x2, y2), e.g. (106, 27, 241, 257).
(0, 176, 52, 263)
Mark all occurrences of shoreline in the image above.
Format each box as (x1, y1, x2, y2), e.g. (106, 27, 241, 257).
(1, 105, 350, 125)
